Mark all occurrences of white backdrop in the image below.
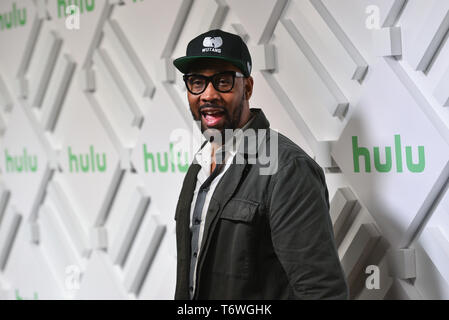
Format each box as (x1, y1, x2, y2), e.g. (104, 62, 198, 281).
(1, 0, 449, 300)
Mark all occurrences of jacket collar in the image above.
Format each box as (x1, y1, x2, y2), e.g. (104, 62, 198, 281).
(232, 108, 271, 159)
(246, 108, 270, 131)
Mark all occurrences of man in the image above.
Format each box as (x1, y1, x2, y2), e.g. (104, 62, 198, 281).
(173, 29, 349, 300)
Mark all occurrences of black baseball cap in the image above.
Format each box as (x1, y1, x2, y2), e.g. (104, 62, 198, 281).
(173, 29, 252, 77)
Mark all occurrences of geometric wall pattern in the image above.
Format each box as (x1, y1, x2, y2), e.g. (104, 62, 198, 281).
(1, 0, 449, 299)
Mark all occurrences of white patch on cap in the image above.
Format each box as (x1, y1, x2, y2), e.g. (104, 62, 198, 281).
(202, 36, 223, 53)
(247, 62, 252, 74)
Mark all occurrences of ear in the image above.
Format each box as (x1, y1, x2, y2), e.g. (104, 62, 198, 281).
(244, 76, 254, 101)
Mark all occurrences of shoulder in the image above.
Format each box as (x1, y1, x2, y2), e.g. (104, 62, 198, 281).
(262, 131, 330, 211)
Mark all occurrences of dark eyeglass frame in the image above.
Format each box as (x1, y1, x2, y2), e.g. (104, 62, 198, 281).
(183, 71, 245, 95)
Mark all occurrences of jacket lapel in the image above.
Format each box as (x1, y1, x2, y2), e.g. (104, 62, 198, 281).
(200, 162, 248, 250)
(194, 161, 249, 299)
(174, 162, 201, 299)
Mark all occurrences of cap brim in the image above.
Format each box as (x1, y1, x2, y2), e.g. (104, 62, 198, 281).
(173, 55, 248, 76)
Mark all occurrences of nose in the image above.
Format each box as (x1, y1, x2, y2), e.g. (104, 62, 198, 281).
(200, 80, 221, 103)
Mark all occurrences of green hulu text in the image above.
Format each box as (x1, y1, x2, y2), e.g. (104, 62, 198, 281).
(0, 2, 26, 32)
(68, 146, 106, 173)
(4, 148, 37, 173)
(143, 143, 189, 173)
(57, 0, 95, 18)
(352, 135, 425, 173)
(16, 289, 38, 300)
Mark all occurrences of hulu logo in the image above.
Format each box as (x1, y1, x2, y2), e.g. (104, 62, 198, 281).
(68, 146, 106, 173)
(352, 135, 425, 173)
(4, 149, 37, 173)
(16, 289, 38, 300)
(58, 0, 95, 18)
(143, 143, 189, 173)
(0, 3, 26, 32)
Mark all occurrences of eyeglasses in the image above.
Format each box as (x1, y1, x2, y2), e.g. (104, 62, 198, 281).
(183, 71, 245, 95)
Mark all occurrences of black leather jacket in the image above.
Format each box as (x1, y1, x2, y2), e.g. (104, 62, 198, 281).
(175, 108, 349, 299)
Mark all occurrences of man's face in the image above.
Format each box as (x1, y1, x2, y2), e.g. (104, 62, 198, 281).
(186, 59, 251, 137)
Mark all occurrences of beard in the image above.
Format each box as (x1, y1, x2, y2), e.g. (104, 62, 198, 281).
(191, 93, 245, 145)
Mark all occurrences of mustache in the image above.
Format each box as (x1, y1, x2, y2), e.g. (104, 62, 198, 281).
(199, 104, 227, 114)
